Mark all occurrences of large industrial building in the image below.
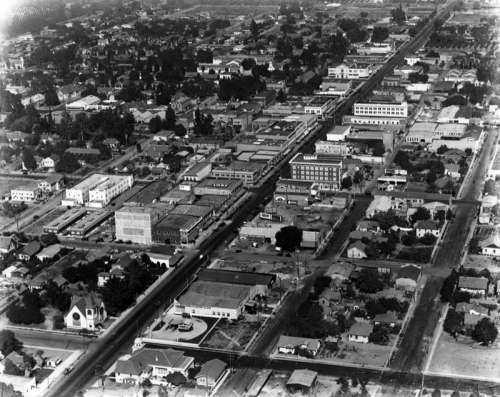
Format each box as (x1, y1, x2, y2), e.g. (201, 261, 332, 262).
(289, 153, 343, 191)
(62, 174, 133, 207)
(115, 205, 167, 245)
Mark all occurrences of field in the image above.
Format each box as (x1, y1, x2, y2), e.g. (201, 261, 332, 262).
(201, 319, 262, 351)
(427, 332, 500, 382)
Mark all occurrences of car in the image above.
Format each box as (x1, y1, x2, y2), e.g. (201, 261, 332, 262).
(64, 366, 74, 375)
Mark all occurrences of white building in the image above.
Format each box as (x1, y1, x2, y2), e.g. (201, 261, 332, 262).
(64, 293, 107, 330)
(66, 95, 101, 111)
(304, 97, 336, 118)
(328, 63, 373, 79)
(326, 125, 351, 141)
(353, 101, 408, 118)
(10, 185, 40, 202)
(63, 174, 134, 207)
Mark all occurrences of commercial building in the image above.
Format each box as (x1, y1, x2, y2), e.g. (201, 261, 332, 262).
(10, 184, 40, 202)
(115, 206, 166, 245)
(211, 161, 264, 186)
(153, 214, 202, 244)
(183, 162, 212, 182)
(328, 63, 373, 79)
(274, 179, 314, 206)
(290, 153, 343, 191)
(66, 210, 112, 237)
(315, 141, 350, 156)
(193, 178, 243, 197)
(63, 174, 134, 207)
(304, 97, 336, 118)
(43, 207, 87, 233)
(174, 280, 252, 319)
(197, 269, 276, 297)
(353, 101, 408, 118)
(326, 125, 351, 141)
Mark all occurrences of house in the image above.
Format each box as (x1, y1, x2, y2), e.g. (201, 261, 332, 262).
(464, 312, 484, 329)
(103, 138, 120, 152)
(115, 348, 194, 385)
(97, 266, 125, 287)
(0, 351, 27, 375)
(414, 220, 440, 238)
(64, 293, 107, 330)
(444, 163, 461, 179)
(357, 220, 380, 233)
(17, 241, 42, 261)
(373, 311, 399, 327)
(0, 235, 16, 256)
(36, 244, 64, 261)
(482, 242, 500, 257)
(276, 335, 321, 357)
(40, 155, 60, 170)
(395, 264, 421, 292)
(458, 276, 488, 296)
(286, 369, 318, 393)
(456, 302, 489, 317)
(347, 241, 367, 259)
(348, 322, 373, 343)
(195, 359, 227, 389)
(38, 174, 64, 192)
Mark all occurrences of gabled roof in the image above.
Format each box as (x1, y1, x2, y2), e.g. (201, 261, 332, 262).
(396, 264, 421, 282)
(348, 241, 367, 252)
(458, 276, 488, 290)
(197, 269, 276, 287)
(20, 241, 41, 257)
(277, 335, 321, 351)
(373, 311, 399, 324)
(69, 292, 103, 315)
(414, 220, 439, 230)
(348, 322, 373, 337)
(115, 348, 193, 375)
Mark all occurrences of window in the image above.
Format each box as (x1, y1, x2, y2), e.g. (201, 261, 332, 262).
(72, 312, 80, 320)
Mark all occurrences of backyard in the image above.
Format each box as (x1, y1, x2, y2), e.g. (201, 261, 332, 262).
(201, 318, 263, 351)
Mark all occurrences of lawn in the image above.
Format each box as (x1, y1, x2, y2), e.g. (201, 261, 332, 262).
(201, 319, 262, 351)
(427, 332, 500, 381)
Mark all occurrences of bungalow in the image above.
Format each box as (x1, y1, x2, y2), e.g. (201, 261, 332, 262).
(395, 264, 421, 292)
(414, 219, 440, 238)
(115, 348, 194, 385)
(38, 174, 64, 192)
(482, 242, 500, 257)
(444, 163, 461, 179)
(464, 312, 484, 330)
(17, 241, 42, 261)
(456, 302, 489, 317)
(373, 311, 399, 327)
(195, 359, 227, 389)
(348, 322, 373, 344)
(286, 369, 318, 394)
(64, 293, 107, 330)
(2, 264, 28, 279)
(357, 220, 380, 233)
(458, 276, 488, 296)
(40, 155, 60, 170)
(276, 335, 321, 357)
(347, 241, 367, 259)
(103, 138, 120, 152)
(36, 244, 64, 261)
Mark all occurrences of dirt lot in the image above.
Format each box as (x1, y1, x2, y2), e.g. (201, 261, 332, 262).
(427, 332, 500, 382)
(201, 319, 262, 351)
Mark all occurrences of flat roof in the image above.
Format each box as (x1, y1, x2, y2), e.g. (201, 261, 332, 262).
(290, 153, 343, 165)
(178, 280, 251, 309)
(195, 178, 242, 189)
(69, 174, 130, 192)
(198, 269, 276, 286)
(67, 210, 111, 233)
(170, 204, 212, 218)
(155, 214, 201, 230)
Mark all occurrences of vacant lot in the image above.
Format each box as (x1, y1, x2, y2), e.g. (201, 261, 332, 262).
(201, 319, 262, 351)
(427, 332, 500, 382)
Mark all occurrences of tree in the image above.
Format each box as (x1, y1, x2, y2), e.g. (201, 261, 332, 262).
(44, 85, 60, 106)
(437, 145, 448, 155)
(3, 359, 23, 376)
(401, 231, 417, 246)
(250, 19, 259, 40)
(275, 226, 302, 252)
(391, 5, 406, 25)
(53, 314, 65, 330)
(371, 27, 389, 42)
(355, 268, 384, 293)
(0, 330, 22, 356)
(372, 141, 385, 156)
(166, 372, 186, 386)
(443, 95, 467, 107)
(55, 152, 80, 173)
(341, 176, 352, 190)
(174, 124, 186, 138)
(21, 148, 37, 170)
(369, 324, 390, 344)
(7, 304, 45, 325)
(411, 207, 431, 224)
(440, 270, 458, 302)
(472, 318, 498, 345)
(165, 106, 176, 129)
(149, 116, 163, 134)
(276, 89, 287, 103)
(443, 309, 463, 337)
(419, 233, 437, 246)
(431, 390, 442, 397)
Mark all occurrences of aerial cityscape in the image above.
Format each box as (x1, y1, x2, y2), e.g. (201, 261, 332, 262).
(0, 0, 499, 396)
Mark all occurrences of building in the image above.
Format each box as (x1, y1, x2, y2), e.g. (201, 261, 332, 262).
(174, 280, 252, 319)
(63, 174, 134, 207)
(66, 95, 101, 111)
(304, 97, 335, 118)
(328, 63, 373, 79)
(353, 101, 408, 118)
(38, 174, 64, 192)
(395, 264, 421, 292)
(10, 184, 40, 202)
(66, 210, 112, 237)
(286, 370, 318, 393)
(115, 206, 166, 245)
(274, 179, 314, 206)
(414, 220, 440, 238)
(347, 241, 367, 259)
(43, 207, 87, 234)
(64, 293, 107, 330)
(193, 178, 243, 197)
(290, 153, 343, 191)
(0, 236, 16, 256)
(197, 269, 275, 297)
(348, 322, 373, 343)
(211, 161, 263, 186)
(276, 335, 321, 356)
(326, 125, 351, 141)
(183, 162, 212, 182)
(115, 348, 194, 385)
(153, 214, 202, 244)
(40, 155, 60, 170)
(315, 137, 351, 154)
(36, 244, 64, 261)
(17, 241, 41, 261)
(458, 276, 488, 296)
(482, 242, 500, 257)
(195, 359, 227, 389)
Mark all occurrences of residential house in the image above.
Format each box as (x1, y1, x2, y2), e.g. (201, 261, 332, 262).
(395, 264, 421, 292)
(64, 293, 107, 330)
(38, 174, 64, 192)
(115, 348, 194, 385)
(414, 220, 440, 238)
(40, 155, 60, 170)
(458, 276, 488, 296)
(276, 335, 321, 357)
(373, 311, 399, 327)
(286, 369, 318, 394)
(195, 359, 227, 389)
(347, 241, 367, 259)
(348, 322, 373, 344)
(103, 138, 120, 152)
(481, 242, 500, 257)
(357, 220, 380, 233)
(17, 241, 42, 261)
(0, 235, 16, 256)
